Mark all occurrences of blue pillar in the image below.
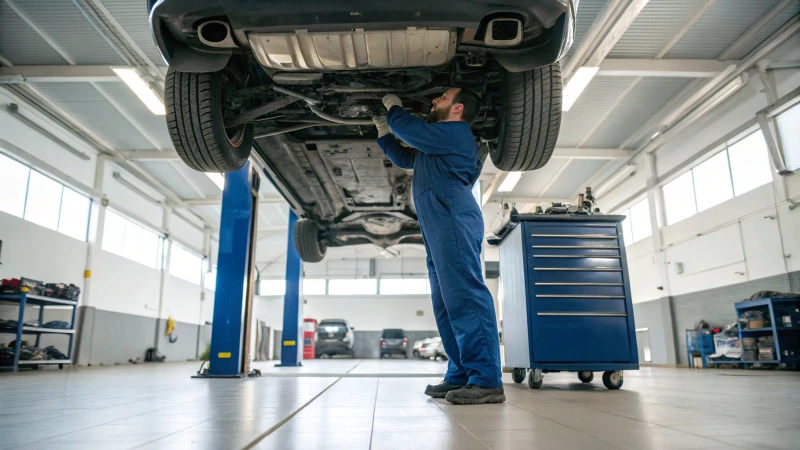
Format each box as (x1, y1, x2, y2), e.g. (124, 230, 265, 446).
(208, 162, 254, 376)
(278, 210, 303, 366)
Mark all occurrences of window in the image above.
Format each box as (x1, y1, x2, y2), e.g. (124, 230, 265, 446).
(663, 172, 697, 225)
(776, 102, 800, 172)
(662, 130, 774, 225)
(260, 279, 286, 296)
(303, 278, 326, 295)
(204, 266, 217, 291)
(58, 188, 91, 241)
(0, 153, 30, 218)
(728, 132, 773, 196)
(328, 278, 377, 296)
(629, 199, 652, 242)
(169, 244, 203, 284)
(0, 154, 92, 240)
(692, 151, 733, 212)
(619, 198, 651, 246)
(102, 210, 164, 269)
(380, 278, 430, 295)
(24, 171, 62, 230)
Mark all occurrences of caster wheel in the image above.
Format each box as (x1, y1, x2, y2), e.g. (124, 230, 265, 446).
(602, 371, 623, 390)
(511, 368, 526, 384)
(527, 369, 543, 389)
(578, 371, 594, 383)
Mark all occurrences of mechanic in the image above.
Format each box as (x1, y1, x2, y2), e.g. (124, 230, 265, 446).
(372, 89, 504, 405)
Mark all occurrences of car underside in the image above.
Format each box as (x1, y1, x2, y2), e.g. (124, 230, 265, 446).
(150, 0, 575, 261)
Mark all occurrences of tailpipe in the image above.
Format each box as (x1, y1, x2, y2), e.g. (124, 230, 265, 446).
(197, 20, 237, 48)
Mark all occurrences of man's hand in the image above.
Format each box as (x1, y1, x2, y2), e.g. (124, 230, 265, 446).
(382, 94, 403, 111)
(373, 116, 391, 138)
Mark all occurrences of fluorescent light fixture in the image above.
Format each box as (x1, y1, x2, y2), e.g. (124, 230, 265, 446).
(562, 66, 599, 111)
(112, 67, 166, 115)
(497, 172, 522, 192)
(651, 131, 660, 140)
(206, 173, 225, 190)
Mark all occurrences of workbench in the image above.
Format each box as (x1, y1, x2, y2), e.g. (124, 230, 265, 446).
(491, 213, 639, 389)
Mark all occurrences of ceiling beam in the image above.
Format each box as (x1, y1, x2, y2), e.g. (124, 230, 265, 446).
(597, 59, 736, 78)
(183, 196, 286, 206)
(564, 0, 651, 80)
(119, 150, 180, 161)
(552, 148, 632, 160)
(0, 65, 123, 82)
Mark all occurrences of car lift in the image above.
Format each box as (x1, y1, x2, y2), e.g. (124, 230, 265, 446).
(194, 159, 303, 378)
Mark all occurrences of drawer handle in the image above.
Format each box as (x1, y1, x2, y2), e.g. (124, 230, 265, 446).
(532, 246, 620, 249)
(533, 254, 621, 259)
(535, 282, 623, 286)
(538, 312, 627, 317)
(536, 295, 625, 299)
(530, 234, 618, 239)
(534, 268, 622, 272)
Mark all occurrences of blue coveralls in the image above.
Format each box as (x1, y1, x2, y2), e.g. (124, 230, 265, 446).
(377, 106, 502, 388)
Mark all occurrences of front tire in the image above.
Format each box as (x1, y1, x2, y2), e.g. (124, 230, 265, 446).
(602, 371, 623, 390)
(165, 63, 254, 173)
(294, 219, 327, 263)
(578, 371, 594, 383)
(491, 63, 562, 172)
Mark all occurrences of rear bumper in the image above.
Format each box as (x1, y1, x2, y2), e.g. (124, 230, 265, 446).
(149, 0, 574, 72)
(381, 346, 408, 354)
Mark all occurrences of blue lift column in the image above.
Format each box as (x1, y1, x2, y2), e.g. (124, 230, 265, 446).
(204, 161, 260, 377)
(277, 211, 303, 366)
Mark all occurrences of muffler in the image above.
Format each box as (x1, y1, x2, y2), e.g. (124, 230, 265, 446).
(484, 18, 522, 47)
(197, 20, 237, 48)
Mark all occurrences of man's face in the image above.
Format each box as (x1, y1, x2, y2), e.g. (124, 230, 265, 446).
(426, 88, 461, 123)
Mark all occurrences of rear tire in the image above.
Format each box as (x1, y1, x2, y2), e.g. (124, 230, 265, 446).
(491, 63, 562, 172)
(578, 371, 594, 383)
(294, 219, 327, 263)
(511, 368, 526, 384)
(165, 63, 254, 173)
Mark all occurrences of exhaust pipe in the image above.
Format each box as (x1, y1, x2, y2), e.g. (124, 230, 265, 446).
(484, 18, 522, 47)
(198, 20, 237, 48)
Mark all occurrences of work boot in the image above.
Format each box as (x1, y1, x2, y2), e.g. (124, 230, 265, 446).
(445, 384, 506, 405)
(424, 380, 465, 398)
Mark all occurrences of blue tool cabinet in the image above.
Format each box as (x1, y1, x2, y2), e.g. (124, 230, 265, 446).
(492, 213, 639, 390)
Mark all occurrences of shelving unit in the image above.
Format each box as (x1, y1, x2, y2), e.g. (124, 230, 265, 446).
(0, 293, 78, 372)
(735, 298, 799, 370)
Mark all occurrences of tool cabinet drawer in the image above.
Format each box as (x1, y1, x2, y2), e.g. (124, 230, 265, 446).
(533, 297, 628, 314)
(525, 225, 619, 236)
(530, 315, 632, 363)
(531, 256, 621, 269)
(532, 270, 624, 284)
(532, 284, 626, 297)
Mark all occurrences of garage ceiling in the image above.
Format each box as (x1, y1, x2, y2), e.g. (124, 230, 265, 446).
(1, 0, 798, 257)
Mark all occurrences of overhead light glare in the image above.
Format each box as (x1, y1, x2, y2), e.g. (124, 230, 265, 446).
(206, 173, 225, 190)
(497, 172, 522, 192)
(651, 131, 661, 140)
(562, 66, 599, 111)
(112, 67, 166, 115)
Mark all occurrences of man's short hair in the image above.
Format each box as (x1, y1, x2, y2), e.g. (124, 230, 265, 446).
(453, 88, 481, 124)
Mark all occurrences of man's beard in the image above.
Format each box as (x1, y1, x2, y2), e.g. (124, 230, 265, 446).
(426, 104, 451, 123)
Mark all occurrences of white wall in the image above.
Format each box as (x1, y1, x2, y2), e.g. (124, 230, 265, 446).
(599, 35, 800, 303)
(0, 211, 87, 289)
(1, 87, 207, 328)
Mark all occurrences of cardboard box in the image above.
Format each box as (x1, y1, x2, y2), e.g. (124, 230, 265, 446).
(713, 335, 742, 358)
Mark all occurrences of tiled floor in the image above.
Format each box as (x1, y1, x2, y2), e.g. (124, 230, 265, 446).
(1, 361, 798, 449)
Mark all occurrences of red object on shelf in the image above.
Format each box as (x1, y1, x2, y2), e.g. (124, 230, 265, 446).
(303, 318, 318, 360)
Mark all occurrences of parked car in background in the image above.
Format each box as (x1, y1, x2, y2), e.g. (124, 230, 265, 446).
(380, 328, 408, 358)
(412, 338, 433, 359)
(419, 337, 448, 361)
(315, 319, 355, 358)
